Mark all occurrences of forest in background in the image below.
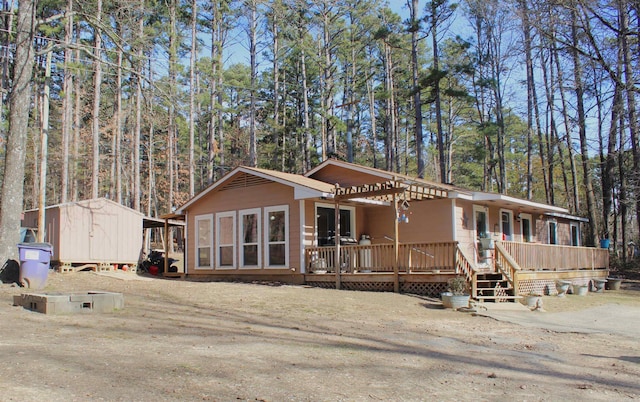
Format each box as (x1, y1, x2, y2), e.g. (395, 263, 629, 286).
(0, 0, 638, 259)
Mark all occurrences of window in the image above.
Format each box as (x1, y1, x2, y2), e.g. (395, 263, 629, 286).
(571, 223, 580, 246)
(315, 204, 355, 246)
(548, 220, 558, 245)
(264, 205, 288, 267)
(216, 211, 236, 268)
(195, 214, 213, 269)
(240, 209, 261, 268)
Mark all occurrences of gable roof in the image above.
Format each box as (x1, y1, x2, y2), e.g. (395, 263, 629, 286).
(177, 166, 335, 213)
(306, 159, 467, 202)
(306, 159, 574, 216)
(178, 161, 580, 220)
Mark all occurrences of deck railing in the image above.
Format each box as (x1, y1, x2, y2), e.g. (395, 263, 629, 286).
(498, 241, 609, 271)
(305, 242, 458, 273)
(305, 240, 609, 276)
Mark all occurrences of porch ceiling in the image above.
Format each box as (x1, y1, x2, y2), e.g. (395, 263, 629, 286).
(333, 180, 449, 202)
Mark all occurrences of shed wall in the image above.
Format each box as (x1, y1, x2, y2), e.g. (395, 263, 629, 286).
(22, 199, 143, 264)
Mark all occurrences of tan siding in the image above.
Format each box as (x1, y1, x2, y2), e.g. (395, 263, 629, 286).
(22, 199, 143, 264)
(185, 181, 301, 274)
(360, 198, 454, 244)
(455, 201, 477, 258)
(308, 164, 384, 187)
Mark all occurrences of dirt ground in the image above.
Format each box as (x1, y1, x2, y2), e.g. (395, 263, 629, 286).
(1, 271, 639, 401)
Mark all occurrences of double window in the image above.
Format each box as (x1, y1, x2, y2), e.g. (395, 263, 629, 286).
(194, 205, 289, 270)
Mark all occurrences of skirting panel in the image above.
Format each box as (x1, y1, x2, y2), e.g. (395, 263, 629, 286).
(305, 281, 448, 297)
(401, 282, 448, 297)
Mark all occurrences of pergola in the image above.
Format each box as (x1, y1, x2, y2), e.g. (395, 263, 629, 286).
(331, 178, 453, 292)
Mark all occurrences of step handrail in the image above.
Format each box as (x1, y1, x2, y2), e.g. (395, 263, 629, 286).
(494, 242, 521, 295)
(455, 245, 477, 296)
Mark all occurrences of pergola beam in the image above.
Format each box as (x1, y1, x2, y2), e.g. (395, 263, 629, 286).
(333, 180, 449, 203)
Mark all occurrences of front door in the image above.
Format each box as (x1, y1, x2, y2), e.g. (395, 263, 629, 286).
(501, 210, 513, 241)
(473, 205, 490, 264)
(520, 213, 532, 242)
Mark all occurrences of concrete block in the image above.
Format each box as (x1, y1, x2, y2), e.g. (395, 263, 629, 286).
(15, 291, 124, 314)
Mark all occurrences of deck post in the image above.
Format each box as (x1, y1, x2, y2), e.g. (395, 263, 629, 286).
(334, 186, 341, 290)
(393, 190, 399, 293)
(163, 218, 169, 274)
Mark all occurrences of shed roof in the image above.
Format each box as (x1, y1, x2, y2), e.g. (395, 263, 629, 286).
(23, 197, 144, 217)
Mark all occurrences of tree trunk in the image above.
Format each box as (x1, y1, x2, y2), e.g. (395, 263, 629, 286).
(189, 0, 197, 196)
(618, 0, 640, 242)
(37, 51, 52, 242)
(248, 0, 258, 167)
(115, 44, 123, 203)
(430, 1, 446, 183)
(61, 0, 73, 203)
(553, 46, 580, 213)
(168, 0, 177, 212)
(410, 0, 424, 178)
(91, 0, 103, 199)
(133, 0, 144, 211)
(571, 7, 598, 245)
(0, 0, 36, 264)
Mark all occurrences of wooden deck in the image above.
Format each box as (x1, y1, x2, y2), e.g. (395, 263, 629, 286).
(304, 241, 610, 298)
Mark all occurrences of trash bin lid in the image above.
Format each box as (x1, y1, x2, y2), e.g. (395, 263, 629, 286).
(18, 242, 53, 251)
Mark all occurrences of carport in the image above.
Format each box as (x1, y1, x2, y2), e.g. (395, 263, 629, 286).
(143, 213, 185, 277)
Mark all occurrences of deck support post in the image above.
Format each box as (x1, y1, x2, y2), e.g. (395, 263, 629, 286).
(163, 218, 169, 275)
(393, 189, 399, 293)
(335, 185, 341, 290)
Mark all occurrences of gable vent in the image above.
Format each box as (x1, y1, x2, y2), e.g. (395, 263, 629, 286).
(220, 172, 272, 191)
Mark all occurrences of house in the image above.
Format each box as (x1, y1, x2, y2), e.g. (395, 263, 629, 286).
(176, 160, 609, 300)
(22, 198, 144, 272)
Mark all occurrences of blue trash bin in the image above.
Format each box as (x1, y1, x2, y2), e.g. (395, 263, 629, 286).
(18, 242, 53, 289)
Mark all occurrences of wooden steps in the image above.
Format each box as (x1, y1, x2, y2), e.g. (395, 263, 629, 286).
(474, 272, 519, 303)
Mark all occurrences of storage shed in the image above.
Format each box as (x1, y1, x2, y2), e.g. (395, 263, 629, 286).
(21, 198, 144, 271)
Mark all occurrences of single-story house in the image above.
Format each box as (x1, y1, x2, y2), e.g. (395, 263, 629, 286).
(176, 160, 609, 300)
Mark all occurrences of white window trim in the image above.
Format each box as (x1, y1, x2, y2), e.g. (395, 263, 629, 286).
(194, 214, 213, 269)
(519, 213, 533, 243)
(264, 205, 289, 269)
(500, 209, 514, 241)
(239, 208, 262, 269)
(216, 211, 236, 269)
(314, 202, 356, 245)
